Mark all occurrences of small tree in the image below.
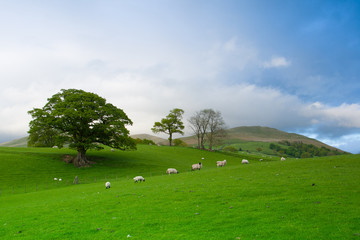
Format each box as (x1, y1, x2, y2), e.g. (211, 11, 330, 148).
(28, 89, 136, 167)
(151, 108, 185, 146)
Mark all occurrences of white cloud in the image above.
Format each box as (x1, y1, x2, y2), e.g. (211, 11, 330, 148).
(303, 102, 360, 128)
(262, 56, 291, 68)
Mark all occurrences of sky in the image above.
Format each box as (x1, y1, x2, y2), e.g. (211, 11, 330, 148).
(0, 0, 360, 153)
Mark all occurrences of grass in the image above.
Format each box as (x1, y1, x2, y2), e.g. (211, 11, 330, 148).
(0, 146, 359, 239)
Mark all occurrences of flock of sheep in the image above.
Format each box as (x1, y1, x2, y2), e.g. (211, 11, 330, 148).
(103, 156, 269, 189)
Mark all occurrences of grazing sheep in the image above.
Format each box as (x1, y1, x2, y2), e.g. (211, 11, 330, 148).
(192, 162, 202, 171)
(281, 157, 286, 161)
(242, 159, 249, 164)
(259, 159, 263, 161)
(54, 178, 58, 181)
(217, 160, 227, 167)
(111, 148, 114, 152)
(59, 178, 62, 181)
(105, 181, 111, 189)
(166, 168, 179, 175)
(133, 176, 145, 183)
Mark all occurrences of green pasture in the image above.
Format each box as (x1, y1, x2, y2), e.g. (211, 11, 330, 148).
(0, 146, 359, 239)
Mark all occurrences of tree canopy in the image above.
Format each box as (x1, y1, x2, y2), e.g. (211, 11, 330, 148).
(28, 89, 136, 167)
(151, 108, 185, 146)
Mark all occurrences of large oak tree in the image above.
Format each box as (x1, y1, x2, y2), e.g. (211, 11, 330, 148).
(28, 89, 136, 167)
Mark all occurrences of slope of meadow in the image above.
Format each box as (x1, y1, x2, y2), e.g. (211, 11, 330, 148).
(0, 146, 359, 239)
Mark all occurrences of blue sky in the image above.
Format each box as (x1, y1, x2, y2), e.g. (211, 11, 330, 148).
(0, 0, 359, 153)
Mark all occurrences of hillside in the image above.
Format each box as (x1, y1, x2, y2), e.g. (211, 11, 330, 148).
(0, 146, 359, 239)
(180, 126, 341, 151)
(130, 134, 167, 144)
(0, 136, 28, 147)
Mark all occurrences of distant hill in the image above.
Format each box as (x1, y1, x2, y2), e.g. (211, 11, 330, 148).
(130, 134, 167, 145)
(180, 126, 342, 152)
(0, 126, 342, 152)
(0, 136, 28, 147)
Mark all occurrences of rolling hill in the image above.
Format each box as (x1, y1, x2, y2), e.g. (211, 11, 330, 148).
(0, 126, 343, 153)
(180, 126, 341, 151)
(0, 136, 28, 147)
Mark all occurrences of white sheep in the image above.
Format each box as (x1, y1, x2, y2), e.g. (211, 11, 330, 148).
(59, 178, 62, 181)
(242, 159, 249, 164)
(192, 162, 202, 171)
(166, 168, 179, 175)
(217, 160, 227, 167)
(105, 181, 111, 189)
(133, 176, 145, 183)
(111, 148, 114, 152)
(54, 178, 58, 181)
(281, 157, 286, 161)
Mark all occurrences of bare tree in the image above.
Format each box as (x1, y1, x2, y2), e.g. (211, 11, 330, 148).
(206, 109, 226, 150)
(189, 109, 226, 150)
(189, 111, 209, 149)
(188, 112, 202, 148)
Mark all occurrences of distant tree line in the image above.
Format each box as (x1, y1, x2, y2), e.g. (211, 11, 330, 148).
(270, 140, 346, 158)
(133, 138, 156, 145)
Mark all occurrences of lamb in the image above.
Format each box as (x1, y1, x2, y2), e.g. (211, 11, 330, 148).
(217, 160, 227, 167)
(281, 157, 286, 161)
(105, 181, 111, 189)
(192, 162, 202, 171)
(166, 168, 179, 175)
(242, 159, 249, 164)
(133, 176, 145, 183)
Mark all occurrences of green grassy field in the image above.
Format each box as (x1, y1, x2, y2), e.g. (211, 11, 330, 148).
(0, 146, 359, 239)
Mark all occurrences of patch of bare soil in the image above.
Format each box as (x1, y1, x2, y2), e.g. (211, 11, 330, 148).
(62, 154, 74, 163)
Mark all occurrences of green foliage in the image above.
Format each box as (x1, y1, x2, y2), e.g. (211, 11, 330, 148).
(133, 138, 156, 145)
(151, 108, 185, 146)
(222, 145, 238, 152)
(270, 141, 346, 158)
(173, 139, 187, 147)
(28, 89, 136, 166)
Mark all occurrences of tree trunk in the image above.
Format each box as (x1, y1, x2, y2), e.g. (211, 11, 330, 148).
(169, 133, 173, 146)
(74, 149, 89, 167)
